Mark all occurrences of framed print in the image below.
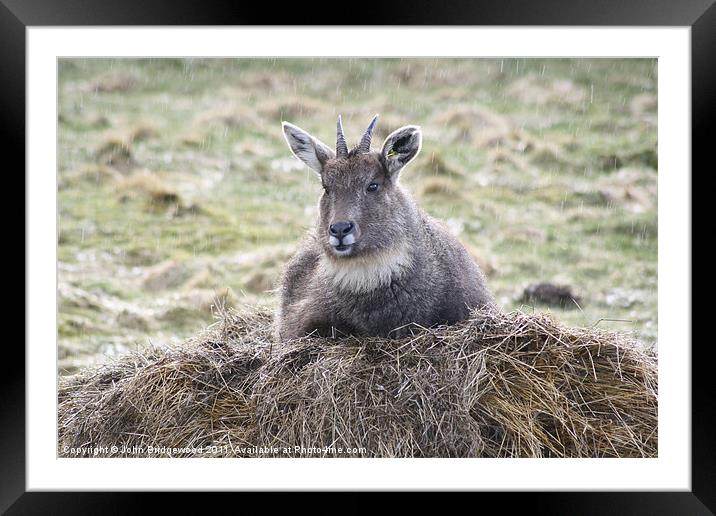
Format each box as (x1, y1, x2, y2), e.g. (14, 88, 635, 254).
(8, 0, 711, 511)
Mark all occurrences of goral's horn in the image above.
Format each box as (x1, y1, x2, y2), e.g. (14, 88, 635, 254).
(336, 115, 349, 158)
(356, 114, 379, 154)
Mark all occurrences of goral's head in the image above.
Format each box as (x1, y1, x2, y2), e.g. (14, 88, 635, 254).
(282, 115, 422, 259)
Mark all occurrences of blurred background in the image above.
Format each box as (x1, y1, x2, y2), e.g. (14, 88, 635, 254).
(58, 58, 657, 374)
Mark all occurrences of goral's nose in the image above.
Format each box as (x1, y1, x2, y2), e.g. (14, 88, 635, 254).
(329, 221, 355, 238)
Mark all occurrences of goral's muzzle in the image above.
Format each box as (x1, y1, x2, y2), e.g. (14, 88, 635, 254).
(328, 220, 357, 254)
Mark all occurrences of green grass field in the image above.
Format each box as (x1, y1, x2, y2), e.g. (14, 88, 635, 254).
(58, 58, 657, 374)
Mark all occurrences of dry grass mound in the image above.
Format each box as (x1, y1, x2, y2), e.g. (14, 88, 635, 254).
(58, 307, 657, 458)
(115, 170, 183, 208)
(90, 72, 140, 93)
(95, 137, 135, 168)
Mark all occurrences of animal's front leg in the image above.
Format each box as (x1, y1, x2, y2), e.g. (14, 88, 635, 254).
(296, 304, 354, 339)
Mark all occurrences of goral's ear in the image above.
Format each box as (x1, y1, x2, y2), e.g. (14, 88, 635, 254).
(282, 122, 335, 175)
(381, 125, 422, 176)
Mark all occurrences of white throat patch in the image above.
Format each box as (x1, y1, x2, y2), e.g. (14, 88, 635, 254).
(321, 243, 413, 293)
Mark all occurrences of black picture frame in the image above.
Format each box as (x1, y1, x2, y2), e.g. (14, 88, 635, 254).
(7, 0, 710, 511)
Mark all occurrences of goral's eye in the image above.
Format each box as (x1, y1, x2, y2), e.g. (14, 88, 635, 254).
(323, 185, 330, 195)
(367, 182, 379, 193)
